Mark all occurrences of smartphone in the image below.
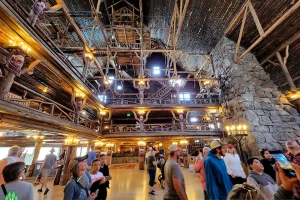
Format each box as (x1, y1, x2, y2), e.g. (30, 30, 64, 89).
(271, 151, 296, 177)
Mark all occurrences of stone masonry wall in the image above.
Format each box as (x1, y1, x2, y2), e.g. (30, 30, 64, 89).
(212, 37, 300, 156)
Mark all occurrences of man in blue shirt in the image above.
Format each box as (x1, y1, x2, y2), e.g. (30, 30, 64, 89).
(87, 149, 97, 166)
(204, 140, 232, 200)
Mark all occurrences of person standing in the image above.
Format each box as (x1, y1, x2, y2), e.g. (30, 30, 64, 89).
(164, 145, 187, 200)
(197, 147, 210, 200)
(0, 162, 34, 200)
(158, 156, 166, 189)
(38, 148, 57, 195)
(260, 149, 276, 182)
(64, 154, 97, 200)
(87, 149, 97, 167)
(0, 145, 22, 184)
(147, 147, 157, 196)
(276, 140, 300, 199)
(224, 144, 246, 185)
(204, 140, 232, 200)
(247, 158, 278, 199)
(89, 159, 108, 200)
(99, 154, 112, 200)
(159, 147, 165, 157)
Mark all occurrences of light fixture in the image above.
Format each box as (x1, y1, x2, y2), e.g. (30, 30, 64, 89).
(286, 89, 300, 101)
(138, 140, 146, 146)
(75, 92, 85, 98)
(95, 140, 105, 147)
(79, 141, 89, 144)
(190, 117, 198, 123)
(225, 123, 249, 136)
(99, 110, 107, 116)
(84, 52, 93, 60)
(158, 143, 163, 147)
(195, 140, 200, 143)
(9, 40, 14, 46)
(203, 80, 211, 85)
(106, 143, 114, 148)
(177, 109, 184, 114)
(138, 80, 145, 85)
(104, 125, 109, 129)
(81, 110, 87, 115)
(172, 141, 178, 145)
(117, 85, 122, 90)
(42, 87, 48, 93)
(64, 135, 80, 145)
(138, 110, 145, 115)
(180, 138, 188, 145)
(26, 134, 44, 140)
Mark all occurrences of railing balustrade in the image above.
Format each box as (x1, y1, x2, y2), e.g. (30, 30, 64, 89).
(105, 97, 220, 106)
(104, 123, 218, 133)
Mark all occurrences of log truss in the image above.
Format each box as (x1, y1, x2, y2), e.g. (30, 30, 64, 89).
(226, 0, 300, 64)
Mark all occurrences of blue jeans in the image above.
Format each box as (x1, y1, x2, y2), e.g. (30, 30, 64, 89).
(148, 169, 156, 187)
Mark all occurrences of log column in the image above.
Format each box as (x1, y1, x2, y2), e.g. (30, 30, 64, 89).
(138, 146, 145, 170)
(60, 145, 77, 185)
(27, 138, 43, 177)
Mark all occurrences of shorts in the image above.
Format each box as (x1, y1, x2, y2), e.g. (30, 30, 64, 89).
(42, 168, 50, 179)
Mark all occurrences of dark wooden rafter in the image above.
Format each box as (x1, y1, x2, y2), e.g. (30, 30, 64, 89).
(228, 0, 300, 63)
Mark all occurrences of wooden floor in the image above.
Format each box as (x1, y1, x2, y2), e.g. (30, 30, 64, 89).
(32, 164, 204, 200)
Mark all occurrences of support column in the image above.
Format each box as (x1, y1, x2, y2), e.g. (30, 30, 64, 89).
(138, 146, 145, 170)
(60, 145, 77, 185)
(27, 138, 43, 177)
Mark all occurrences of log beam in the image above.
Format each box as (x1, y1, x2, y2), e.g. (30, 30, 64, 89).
(27, 138, 43, 177)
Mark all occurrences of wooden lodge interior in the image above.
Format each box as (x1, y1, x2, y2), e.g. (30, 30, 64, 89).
(0, 0, 299, 199)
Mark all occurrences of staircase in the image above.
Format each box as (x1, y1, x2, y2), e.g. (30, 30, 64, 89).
(148, 81, 173, 98)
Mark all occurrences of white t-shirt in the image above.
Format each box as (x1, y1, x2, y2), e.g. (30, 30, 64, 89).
(223, 153, 246, 178)
(89, 172, 104, 185)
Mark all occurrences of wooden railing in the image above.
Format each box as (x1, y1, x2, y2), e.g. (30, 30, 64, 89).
(6, 98, 98, 130)
(104, 123, 218, 133)
(105, 97, 220, 106)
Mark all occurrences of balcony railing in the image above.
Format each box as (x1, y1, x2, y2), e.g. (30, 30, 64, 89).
(105, 97, 220, 106)
(104, 123, 218, 133)
(6, 97, 98, 130)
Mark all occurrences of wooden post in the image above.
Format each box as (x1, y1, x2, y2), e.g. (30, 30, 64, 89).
(138, 146, 145, 170)
(60, 145, 77, 185)
(0, 72, 15, 99)
(275, 50, 296, 89)
(27, 138, 43, 177)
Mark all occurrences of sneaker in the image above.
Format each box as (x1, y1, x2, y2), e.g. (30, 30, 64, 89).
(44, 188, 49, 195)
(152, 190, 155, 193)
(148, 191, 155, 196)
(38, 189, 42, 193)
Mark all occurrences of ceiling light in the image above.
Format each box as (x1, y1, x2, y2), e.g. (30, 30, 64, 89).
(177, 109, 184, 114)
(117, 85, 122, 90)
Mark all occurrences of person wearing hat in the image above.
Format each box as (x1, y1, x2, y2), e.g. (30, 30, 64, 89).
(164, 145, 188, 200)
(64, 154, 98, 200)
(204, 140, 232, 200)
(38, 148, 57, 195)
(224, 144, 246, 185)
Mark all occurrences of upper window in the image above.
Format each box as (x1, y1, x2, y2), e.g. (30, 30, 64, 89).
(108, 76, 114, 84)
(179, 93, 191, 101)
(98, 95, 107, 103)
(153, 66, 160, 75)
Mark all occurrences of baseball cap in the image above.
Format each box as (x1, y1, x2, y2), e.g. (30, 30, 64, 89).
(227, 144, 234, 149)
(210, 140, 225, 149)
(168, 144, 179, 152)
(68, 154, 88, 172)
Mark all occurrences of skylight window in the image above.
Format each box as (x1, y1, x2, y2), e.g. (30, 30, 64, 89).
(108, 76, 114, 84)
(117, 85, 122, 90)
(153, 66, 160, 75)
(179, 93, 190, 101)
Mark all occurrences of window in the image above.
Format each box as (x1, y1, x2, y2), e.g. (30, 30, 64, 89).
(170, 79, 182, 87)
(98, 95, 107, 103)
(117, 85, 122, 90)
(179, 93, 190, 101)
(108, 76, 114, 84)
(76, 147, 87, 157)
(190, 117, 198, 123)
(153, 66, 160, 75)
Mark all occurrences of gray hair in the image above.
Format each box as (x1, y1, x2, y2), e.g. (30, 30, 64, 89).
(203, 147, 211, 156)
(8, 145, 21, 157)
